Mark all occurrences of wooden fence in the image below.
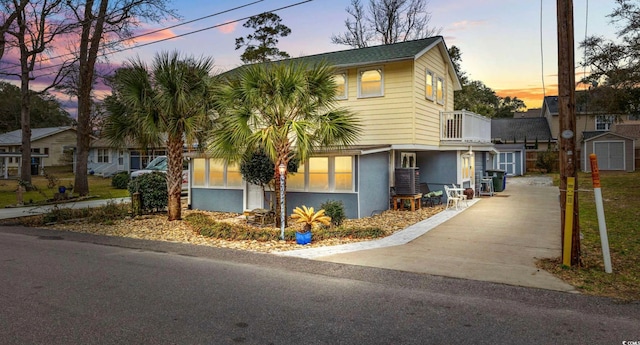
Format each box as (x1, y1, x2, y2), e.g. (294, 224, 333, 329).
(526, 148, 640, 173)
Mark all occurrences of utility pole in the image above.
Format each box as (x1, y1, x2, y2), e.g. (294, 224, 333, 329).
(557, 0, 580, 266)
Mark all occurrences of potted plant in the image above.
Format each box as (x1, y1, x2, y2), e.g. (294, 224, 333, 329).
(290, 205, 331, 245)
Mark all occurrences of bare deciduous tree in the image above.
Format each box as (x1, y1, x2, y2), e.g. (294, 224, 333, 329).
(332, 0, 441, 48)
(64, 0, 176, 196)
(1, 0, 77, 184)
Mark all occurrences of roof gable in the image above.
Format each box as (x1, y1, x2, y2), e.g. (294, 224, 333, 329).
(583, 130, 635, 142)
(0, 126, 75, 145)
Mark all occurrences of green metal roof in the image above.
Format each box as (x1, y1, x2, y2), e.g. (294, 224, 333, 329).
(220, 36, 461, 89)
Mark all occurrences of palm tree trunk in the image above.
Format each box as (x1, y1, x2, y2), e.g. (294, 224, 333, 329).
(167, 136, 183, 221)
(274, 168, 287, 228)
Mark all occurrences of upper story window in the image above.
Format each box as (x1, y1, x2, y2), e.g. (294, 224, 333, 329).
(425, 70, 435, 100)
(595, 115, 615, 131)
(436, 77, 445, 104)
(358, 67, 383, 98)
(333, 72, 348, 100)
(628, 113, 640, 121)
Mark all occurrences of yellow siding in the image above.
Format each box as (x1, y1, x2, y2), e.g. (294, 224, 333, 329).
(413, 47, 452, 146)
(337, 61, 415, 145)
(332, 44, 456, 146)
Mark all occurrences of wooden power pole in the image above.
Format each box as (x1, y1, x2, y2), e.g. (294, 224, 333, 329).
(557, 0, 580, 266)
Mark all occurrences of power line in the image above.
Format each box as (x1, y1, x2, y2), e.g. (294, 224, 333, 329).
(1, 0, 311, 77)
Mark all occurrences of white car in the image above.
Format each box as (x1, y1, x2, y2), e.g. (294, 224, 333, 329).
(130, 156, 188, 191)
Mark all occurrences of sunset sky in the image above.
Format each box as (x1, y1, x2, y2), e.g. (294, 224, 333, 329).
(0, 0, 622, 112)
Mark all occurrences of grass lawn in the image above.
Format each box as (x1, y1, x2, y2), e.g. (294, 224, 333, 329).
(539, 171, 640, 301)
(0, 173, 129, 208)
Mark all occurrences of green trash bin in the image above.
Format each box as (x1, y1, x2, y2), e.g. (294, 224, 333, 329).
(486, 169, 506, 192)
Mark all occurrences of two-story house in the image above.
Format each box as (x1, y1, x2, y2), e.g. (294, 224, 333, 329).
(188, 36, 495, 218)
(541, 94, 638, 172)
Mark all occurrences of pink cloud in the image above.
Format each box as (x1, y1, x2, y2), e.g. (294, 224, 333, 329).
(217, 21, 238, 34)
(448, 20, 487, 31)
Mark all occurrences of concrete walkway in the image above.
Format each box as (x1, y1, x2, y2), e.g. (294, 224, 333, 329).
(0, 197, 130, 220)
(279, 176, 576, 292)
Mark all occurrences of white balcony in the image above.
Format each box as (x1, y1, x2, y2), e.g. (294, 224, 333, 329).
(440, 110, 491, 144)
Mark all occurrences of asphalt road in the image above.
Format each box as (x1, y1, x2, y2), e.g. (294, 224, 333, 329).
(1, 226, 638, 345)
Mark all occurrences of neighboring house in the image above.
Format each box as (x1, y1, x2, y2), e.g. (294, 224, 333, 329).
(188, 36, 496, 218)
(490, 117, 554, 176)
(0, 126, 76, 178)
(88, 137, 169, 177)
(541, 93, 640, 140)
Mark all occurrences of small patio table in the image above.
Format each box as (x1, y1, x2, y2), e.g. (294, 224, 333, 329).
(391, 193, 423, 211)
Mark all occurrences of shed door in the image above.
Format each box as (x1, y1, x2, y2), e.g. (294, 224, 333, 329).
(498, 152, 516, 175)
(594, 142, 624, 170)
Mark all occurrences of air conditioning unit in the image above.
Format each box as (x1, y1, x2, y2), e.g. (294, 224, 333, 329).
(394, 168, 420, 195)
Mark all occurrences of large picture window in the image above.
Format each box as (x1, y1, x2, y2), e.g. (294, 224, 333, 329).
(358, 67, 383, 98)
(191, 158, 243, 188)
(288, 156, 354, 192)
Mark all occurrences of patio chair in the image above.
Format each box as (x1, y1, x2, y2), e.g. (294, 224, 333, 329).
(419, 183, 443, 207)
(444, 185, 464, 210)
(451, 184, 469, 207)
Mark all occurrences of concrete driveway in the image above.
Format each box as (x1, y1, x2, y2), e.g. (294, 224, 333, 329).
(280, 176, 575, 292)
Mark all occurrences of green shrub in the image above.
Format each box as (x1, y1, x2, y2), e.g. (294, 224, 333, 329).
(39, 201, 130, 225)
(128, 172, 167, 213)
(320, 200, 346, 227)
(536, 150, 558, 173)
(111, 172, 130, 189)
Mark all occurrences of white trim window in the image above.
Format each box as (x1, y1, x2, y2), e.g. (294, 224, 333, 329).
(288, 156, 354, 192)
(425, 70, 435, 100)
(97, 149, 110, 163)
(192, 158, 243, 188)
(358, 67, 383, 98)
(595, 115, 615, 131)
(436, 76, 445, 105)
(333, 72, 348, 100)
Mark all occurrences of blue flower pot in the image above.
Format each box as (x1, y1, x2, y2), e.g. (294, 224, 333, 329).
(58, 186, 66, 194)
(295, 231, 312, 245)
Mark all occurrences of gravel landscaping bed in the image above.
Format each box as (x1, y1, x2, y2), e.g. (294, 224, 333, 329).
(33, 204, 446, 253)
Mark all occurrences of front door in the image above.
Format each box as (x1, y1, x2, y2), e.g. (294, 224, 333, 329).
(246, 183, 264, 211)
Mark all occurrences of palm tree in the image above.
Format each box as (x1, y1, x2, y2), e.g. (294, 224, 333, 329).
(103, 51, 215, 221)
(208, 61, 361, 226)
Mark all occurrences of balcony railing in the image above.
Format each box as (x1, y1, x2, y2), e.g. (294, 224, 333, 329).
(440, 110, 491, 144)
